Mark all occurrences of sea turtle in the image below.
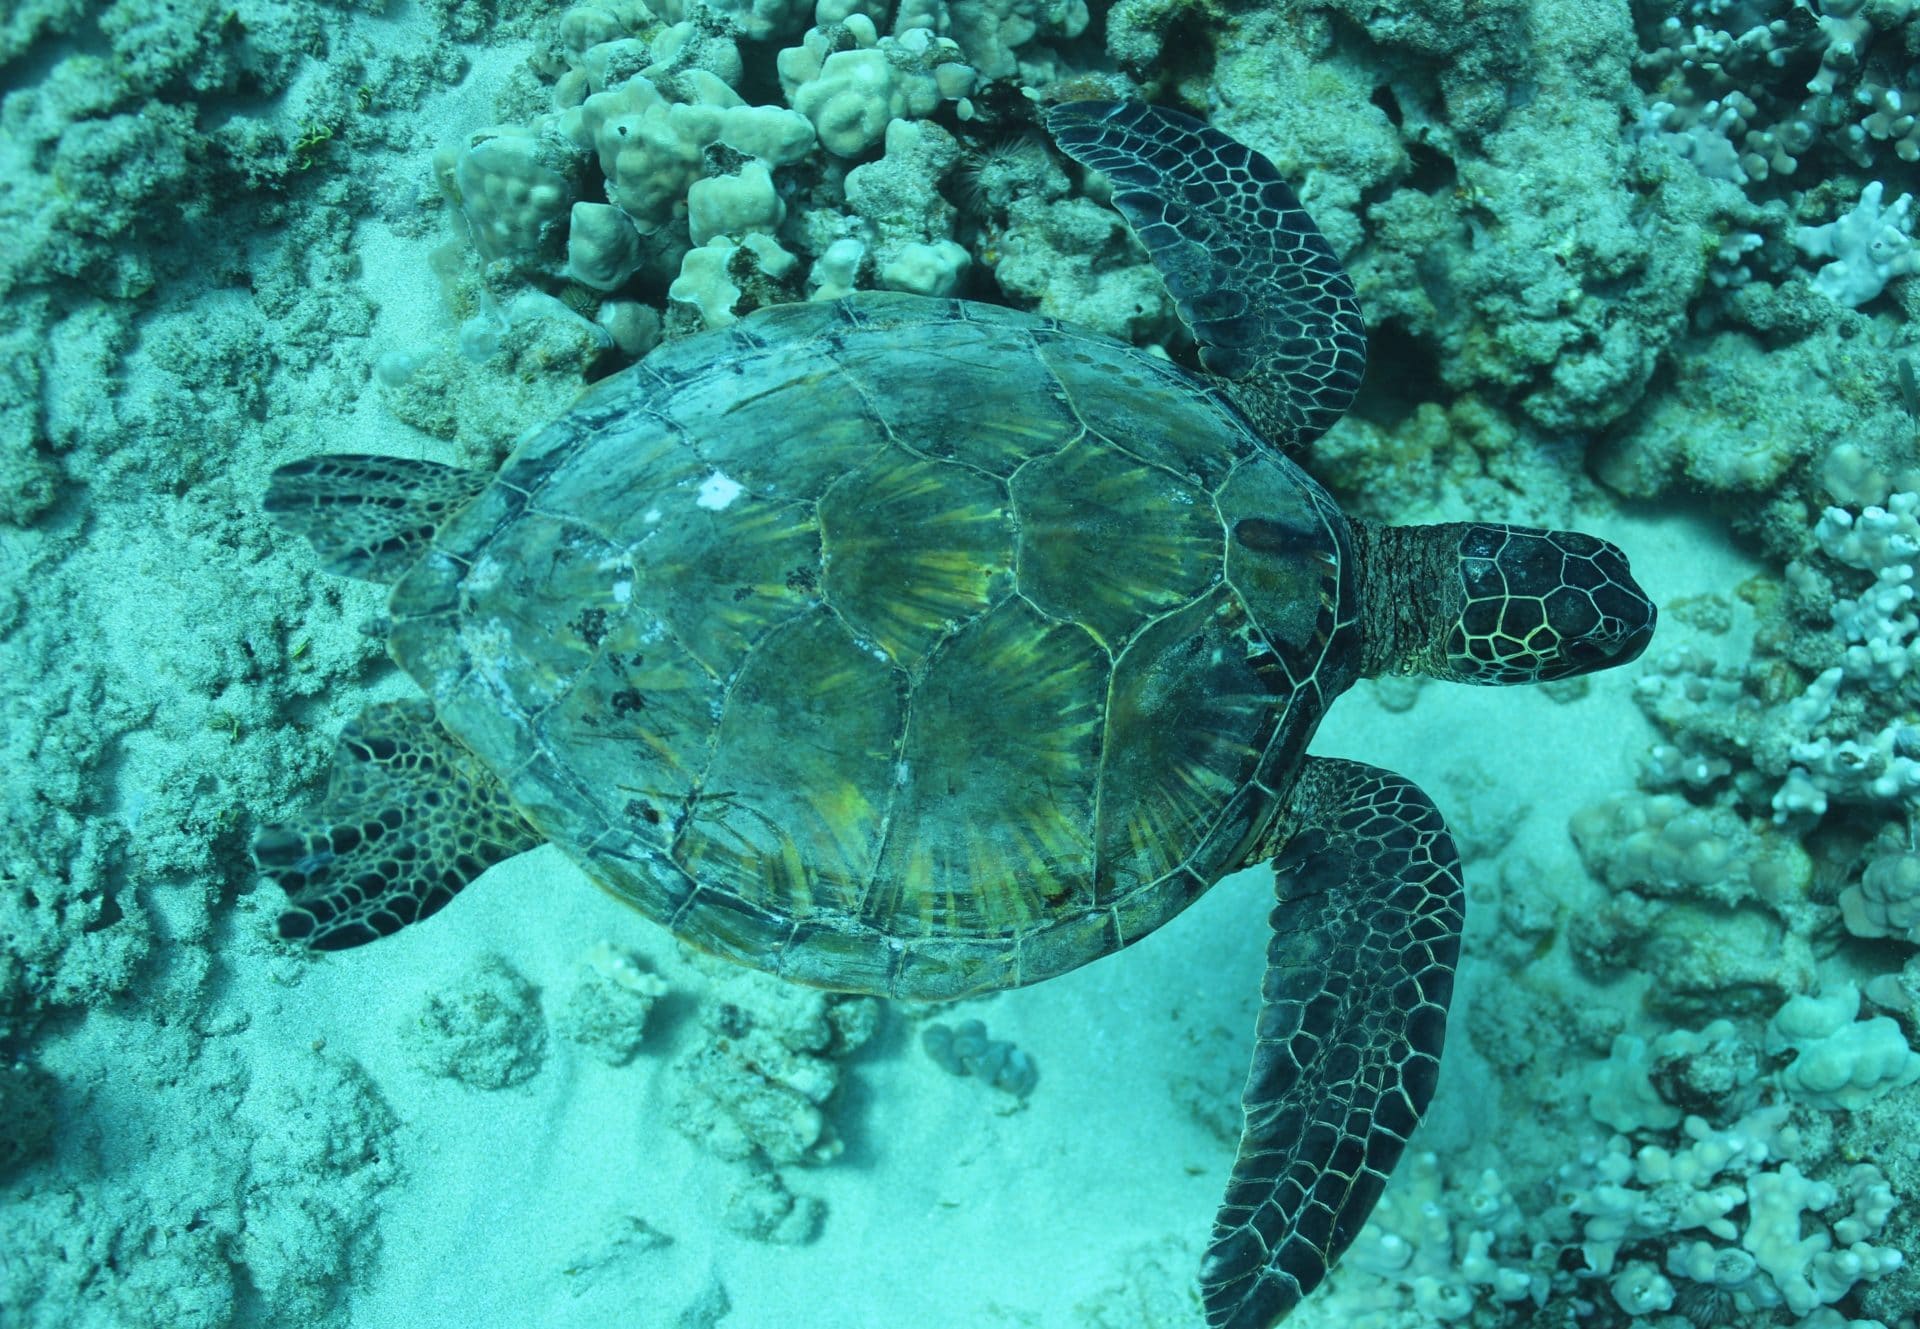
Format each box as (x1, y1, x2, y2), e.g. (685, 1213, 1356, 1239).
(255, 101, 1656, 1327)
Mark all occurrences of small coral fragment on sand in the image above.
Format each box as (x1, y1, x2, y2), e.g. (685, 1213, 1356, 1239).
(922, 1016, 1038, 1098)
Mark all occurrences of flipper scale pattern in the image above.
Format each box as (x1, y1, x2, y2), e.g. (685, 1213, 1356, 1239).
(1200, 757, 1463, 1328)
(1045, 101, 1367, 455)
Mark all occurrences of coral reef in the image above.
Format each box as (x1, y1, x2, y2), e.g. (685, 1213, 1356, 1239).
(1568, 791, 1819, 1020)
(431, 0, 999, 336)
(1796, 181, 1918, 307)
(1312, 1105, 1909, 1327)
(1840, 846, 1920, 942)
(1320, 1150, 1541, 1320)
(1768, 985, 1920, 1110)
(1570, 1109, 1902, 1322)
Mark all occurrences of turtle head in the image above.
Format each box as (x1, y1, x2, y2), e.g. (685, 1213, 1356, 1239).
(1353, 521, 1656, 685)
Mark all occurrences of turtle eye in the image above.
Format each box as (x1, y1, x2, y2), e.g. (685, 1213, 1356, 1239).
(1562, 637, 1606, 668)
(1540, 582, 1657, 678)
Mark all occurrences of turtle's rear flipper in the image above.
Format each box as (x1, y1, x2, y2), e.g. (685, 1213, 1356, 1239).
(255, 699, 541, 951)
(1202, 757, 1464, 1328)
(1044, 101, 1366, 457)
(264, 454, 488, 584)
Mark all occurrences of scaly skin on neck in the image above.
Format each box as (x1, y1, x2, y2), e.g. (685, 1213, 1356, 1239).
(1348, 518, 1463, 680)
(1350, 518, 1658, 686)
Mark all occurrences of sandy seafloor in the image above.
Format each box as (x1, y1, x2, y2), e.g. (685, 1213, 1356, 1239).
(3, 0, 1919, 1327)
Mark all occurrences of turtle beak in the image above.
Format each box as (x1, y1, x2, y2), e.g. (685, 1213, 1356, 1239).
(1591, 539, 1656, 670)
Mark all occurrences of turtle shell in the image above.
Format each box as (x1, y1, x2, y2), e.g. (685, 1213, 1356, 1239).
(387, 292, 1358, 1000)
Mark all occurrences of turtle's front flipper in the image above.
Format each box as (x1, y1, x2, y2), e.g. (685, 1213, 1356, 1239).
(264, 454, 488, 584)
(1044, 101, 1366, 456)
(254, 699, 541, 950)
(1203, 757, 1463, 1328)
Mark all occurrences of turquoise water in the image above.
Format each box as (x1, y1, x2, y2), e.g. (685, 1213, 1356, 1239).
(2, 1, 1917, 1326)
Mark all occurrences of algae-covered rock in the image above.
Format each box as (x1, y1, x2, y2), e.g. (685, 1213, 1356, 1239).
(558, 941, 670, 1065)
(670, 971, 878, 1166)
(404, 953, 549, 1089)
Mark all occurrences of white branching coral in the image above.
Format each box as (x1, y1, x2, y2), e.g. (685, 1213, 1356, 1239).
(1795, 181, 1918, 307)
(1815, 492, 1920, 689)
(1774, 492, 1920, 822)
(1316, 1151, 1543, 1320)
(1311, 1104, 1905, 1327)
(1568, 1108, 1904, 1321)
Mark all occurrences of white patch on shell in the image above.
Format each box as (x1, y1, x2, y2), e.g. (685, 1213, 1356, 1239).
(695, 471, 743, 511)
(460, 616, 564, 704)
(611, 580, 632, 603)
(464, 554, 505, 594)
